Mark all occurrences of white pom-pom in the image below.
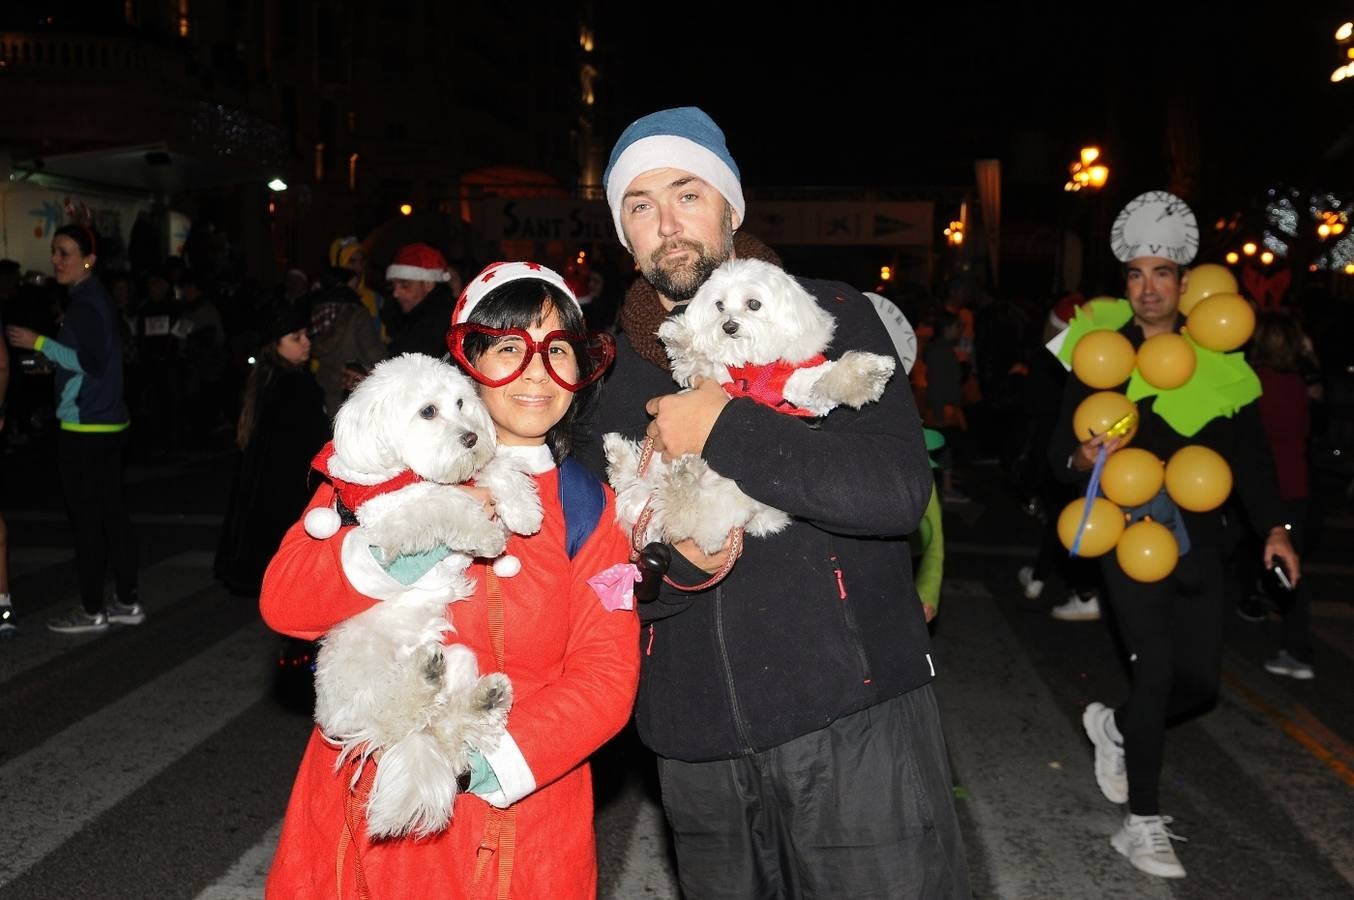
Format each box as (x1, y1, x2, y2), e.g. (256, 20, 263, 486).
(304, 506, 341, 539)
(492, 554, 521, 578)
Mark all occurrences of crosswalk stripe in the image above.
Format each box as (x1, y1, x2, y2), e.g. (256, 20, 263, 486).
(8, 547, 73, 575)
(0, 620, 275, 887)
(193, 821, 281, 900)
(0, 551, 219, 683)
(4, 510, 224, 526)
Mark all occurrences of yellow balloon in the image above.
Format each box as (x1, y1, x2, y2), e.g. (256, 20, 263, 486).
(1136, 332, 1197, 390)
(1185, 292, 1255, 352)
(1072, 330, 1137, 389)
(1116, 519, 1179, 582)
(1073, 391, 1138, 445)
(1164, 444, 1233, 512)
(1100, 448, 1165, 508)
(1179, 263, 1239, 316)
(1057, 497, 1126, 557)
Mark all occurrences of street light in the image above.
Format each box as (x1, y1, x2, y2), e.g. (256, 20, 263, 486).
(268, 178, 288, 192)
(1333, 21, 1354, 81)
(1065, 146, 1109, 192)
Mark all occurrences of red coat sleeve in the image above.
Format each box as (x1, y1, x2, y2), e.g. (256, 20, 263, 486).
(259, 482, 378, 640)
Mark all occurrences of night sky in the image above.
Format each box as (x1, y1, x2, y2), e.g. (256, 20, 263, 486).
(593, 7, 1349, 205)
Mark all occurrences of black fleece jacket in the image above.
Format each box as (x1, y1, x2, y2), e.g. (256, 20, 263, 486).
(575, 276, 936, 762)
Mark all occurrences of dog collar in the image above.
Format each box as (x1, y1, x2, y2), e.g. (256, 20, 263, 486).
(311, 442, 423, 511)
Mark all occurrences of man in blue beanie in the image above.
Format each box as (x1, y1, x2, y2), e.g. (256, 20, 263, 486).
(576, 107, 970, 899)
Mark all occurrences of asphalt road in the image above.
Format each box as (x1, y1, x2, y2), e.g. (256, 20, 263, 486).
(1, 435, 1350, 899)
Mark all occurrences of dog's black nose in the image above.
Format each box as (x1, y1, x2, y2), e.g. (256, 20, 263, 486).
(460, 432, 478, 448)
(722, 319, 740, 335)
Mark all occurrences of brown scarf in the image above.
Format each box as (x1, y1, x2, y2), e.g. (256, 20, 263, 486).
(618, 232, 784, 371)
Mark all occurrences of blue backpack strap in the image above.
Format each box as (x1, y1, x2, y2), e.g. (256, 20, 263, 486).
(557, 456, 605, 559)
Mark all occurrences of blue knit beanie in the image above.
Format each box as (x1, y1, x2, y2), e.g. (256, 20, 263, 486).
(604, 107, 744, 248)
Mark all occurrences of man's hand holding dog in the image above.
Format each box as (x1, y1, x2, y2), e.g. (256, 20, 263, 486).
(645, 376, 728, 462)
(673, 537, 733, 575)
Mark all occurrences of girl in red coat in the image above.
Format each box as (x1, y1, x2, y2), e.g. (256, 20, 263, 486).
(261, 262, 635, 899)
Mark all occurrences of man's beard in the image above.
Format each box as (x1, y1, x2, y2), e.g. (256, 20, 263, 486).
(641, 211, 735, 303)
(643, 241, 728, 302)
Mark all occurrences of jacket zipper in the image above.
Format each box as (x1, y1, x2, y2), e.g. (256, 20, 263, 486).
(714, 585, 757, 753)
(830, 550, 873, 685)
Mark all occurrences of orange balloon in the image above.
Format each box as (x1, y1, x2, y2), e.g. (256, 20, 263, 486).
(1072, 330, 1137, 389)
(1164, 444, 1233, 512)
(1100, 448, 1165, 508)
(1072, 391, 1138, 445)
(1179, 263, 1239, 316)
(1057, 497, 1126, 557)
(1136, 332, 1197, 390)
(1185, 292, 1255, 352)
(1116, 519, 1179, 582)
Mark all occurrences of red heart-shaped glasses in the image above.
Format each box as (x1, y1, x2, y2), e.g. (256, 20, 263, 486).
(447, 323, 615, 391)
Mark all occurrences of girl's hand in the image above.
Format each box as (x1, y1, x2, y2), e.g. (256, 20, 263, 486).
(458, 484, 497, 520)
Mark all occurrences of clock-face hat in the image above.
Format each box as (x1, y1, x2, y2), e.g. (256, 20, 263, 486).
(1110, 191, 1199, 266)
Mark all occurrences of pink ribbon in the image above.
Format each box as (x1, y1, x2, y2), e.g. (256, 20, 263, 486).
(588, 562, 642, 612)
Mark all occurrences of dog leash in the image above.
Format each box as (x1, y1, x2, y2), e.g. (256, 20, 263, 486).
(336, 754, 377, 900)
(631, 437, 744, 592)
(470, 567, 516, 900)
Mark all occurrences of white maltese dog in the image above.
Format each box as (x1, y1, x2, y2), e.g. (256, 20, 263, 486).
(306, 352, 542, 839)
(607, 258, 895, 557)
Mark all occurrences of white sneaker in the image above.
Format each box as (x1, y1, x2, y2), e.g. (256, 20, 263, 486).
(0, 596, 14, 637)
(1051, 592, 1101, 621)
(105, 597, 146, 626)
(1263, 650, 1314, 681)
(1082, 702, 1128, 804)
(1111, 813, 1187, 879)
(1016, 566, 1045, 600)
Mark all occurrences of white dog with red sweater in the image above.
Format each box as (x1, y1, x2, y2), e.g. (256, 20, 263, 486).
(606, 258, 895, 555)
(304, 352, 541, 839)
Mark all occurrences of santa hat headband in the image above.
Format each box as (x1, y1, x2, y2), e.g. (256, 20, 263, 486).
(386, 242, 451, 283)
(603, 106, 744, 249)
(452, 261, 583, 325)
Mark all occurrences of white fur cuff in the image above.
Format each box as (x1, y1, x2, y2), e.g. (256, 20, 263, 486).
(340, 529, 464, 601)
(479, 731, 535, 808)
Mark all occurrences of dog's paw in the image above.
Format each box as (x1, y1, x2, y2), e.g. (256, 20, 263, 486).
(809, 352, 896, 409)
(657, 320, 697, 386)
(472, 672, 513, 721)
(476, 454, 544, 536)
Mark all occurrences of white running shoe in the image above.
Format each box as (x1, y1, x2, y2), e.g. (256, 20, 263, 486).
(1016, 566, 1045, 600)
(47, 607, 110, 634)
(105, 597, 146, 626)
(1263, 650, 1314, 681)
(1082, 701, 1128, 804)
(1111, 813, 1187, 879)
(1051, 592, 1101, 621)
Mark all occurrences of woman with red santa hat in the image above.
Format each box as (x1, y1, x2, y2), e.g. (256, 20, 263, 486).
(260, 261, 636, 899)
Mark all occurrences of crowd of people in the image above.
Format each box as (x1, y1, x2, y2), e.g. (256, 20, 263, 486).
(1, 103, 1346, 895)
